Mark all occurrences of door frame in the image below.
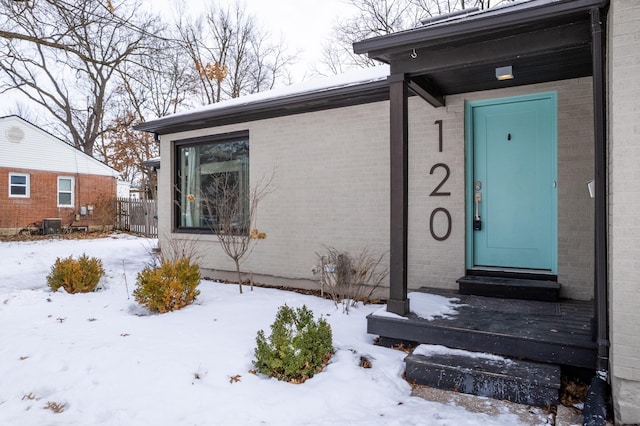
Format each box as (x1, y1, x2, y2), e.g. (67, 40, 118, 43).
(464, 92, 558, 274)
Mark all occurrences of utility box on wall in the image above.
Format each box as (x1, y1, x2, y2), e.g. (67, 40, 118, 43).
(43, 218, 62, 235)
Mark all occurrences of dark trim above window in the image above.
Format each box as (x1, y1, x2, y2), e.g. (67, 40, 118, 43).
(174, 130, 250, 148)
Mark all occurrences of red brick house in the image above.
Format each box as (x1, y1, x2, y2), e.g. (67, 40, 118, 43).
(0, 115, 119, 234)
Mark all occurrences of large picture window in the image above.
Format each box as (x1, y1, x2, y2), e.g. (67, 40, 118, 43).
(9, 173, 30, 197)
(176, 132, 249, 232)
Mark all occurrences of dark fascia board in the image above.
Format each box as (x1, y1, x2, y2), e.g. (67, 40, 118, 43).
(140, 158, 160, 168)
(353, 0, 608, 60)
(134, 79, 389, 135)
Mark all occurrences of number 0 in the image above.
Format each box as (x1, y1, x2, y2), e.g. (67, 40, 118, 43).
(429, 207, 452, 241)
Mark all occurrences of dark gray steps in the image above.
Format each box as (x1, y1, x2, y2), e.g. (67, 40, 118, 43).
(457, 275, 560, 302)
(405, 350, 561, 407)
(368, 289, 597, 368)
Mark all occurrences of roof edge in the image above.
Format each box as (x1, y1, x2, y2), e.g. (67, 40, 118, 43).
(135, 78, 390, 135)
(353, 0, 608, 56)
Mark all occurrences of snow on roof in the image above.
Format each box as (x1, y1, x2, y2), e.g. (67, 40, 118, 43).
(152, 64, 390, 122)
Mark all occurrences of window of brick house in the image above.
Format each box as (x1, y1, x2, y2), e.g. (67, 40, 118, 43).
(57, 176, 74, 207)
(175, 131, 249, 233)
(9, 173, 30, 198)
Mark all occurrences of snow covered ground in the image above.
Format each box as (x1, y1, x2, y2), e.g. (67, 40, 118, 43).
(0, 234, 551, 425)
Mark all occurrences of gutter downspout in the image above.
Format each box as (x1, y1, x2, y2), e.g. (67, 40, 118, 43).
(590, 4, 609, 379)
(584, 6, 609, 426)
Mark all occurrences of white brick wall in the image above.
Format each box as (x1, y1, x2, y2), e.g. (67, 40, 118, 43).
(608, 0, 640, 423)
(158, 103, 390, 288)
(407, 79, 595, 299)
(156, 78, 595, 300)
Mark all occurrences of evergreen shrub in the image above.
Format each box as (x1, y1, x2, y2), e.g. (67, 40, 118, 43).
(133, 257, 201, 313)
(47, 254, 105, 293)
(254, 304, 333, 383)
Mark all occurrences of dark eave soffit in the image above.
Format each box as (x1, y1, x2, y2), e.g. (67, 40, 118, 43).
(353, 0, 607, 61)
(353, 0, 607, 104)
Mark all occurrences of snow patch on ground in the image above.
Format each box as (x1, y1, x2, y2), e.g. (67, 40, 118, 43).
(0, 234, 538, 425)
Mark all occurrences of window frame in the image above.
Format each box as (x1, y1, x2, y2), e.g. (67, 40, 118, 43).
(57, 176, 75, 207)
(8, 172, 30, 198)
(173, 130, 250, 234)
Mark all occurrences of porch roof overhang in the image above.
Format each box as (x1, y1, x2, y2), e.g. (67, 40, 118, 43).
(353, 0, 608, 107)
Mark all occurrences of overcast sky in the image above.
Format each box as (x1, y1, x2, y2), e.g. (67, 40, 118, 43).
(155, 0, 351, 80)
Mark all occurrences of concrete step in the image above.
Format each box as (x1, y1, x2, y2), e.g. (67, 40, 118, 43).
(405, 347, 561, 407)
(457, 275, 560, 302)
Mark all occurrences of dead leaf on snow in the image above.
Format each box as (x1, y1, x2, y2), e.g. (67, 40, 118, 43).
(44, 401, 66, 413)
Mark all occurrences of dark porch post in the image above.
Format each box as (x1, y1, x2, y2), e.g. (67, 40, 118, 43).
(387, 73, 410, 315)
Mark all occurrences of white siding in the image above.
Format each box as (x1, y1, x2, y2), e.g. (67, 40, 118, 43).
(0, 116, 118, 177)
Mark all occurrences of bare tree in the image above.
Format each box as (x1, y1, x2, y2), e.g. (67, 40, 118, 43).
(317, 0, 515, 75)
(3, 100, 40, 125)
(316, 0, 422, 75)
(96, 35, 198, 188)
(176, 0, 295, 104)
(0, 0, 161, 155)
(249, 33, 295, 92)
(201, 172, 275, 294)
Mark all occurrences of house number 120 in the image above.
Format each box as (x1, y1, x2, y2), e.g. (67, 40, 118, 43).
(429, 120, 452, 241)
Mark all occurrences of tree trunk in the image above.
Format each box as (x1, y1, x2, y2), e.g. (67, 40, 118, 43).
(235, 260, 243, 294)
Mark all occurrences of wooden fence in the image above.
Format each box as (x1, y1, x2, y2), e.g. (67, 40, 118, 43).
(115, 198, 158, 238)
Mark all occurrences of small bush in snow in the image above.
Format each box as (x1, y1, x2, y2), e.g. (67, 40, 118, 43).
(47, 254, 104, 293)
(253, 304, 333, 383)
(133, 257, 201, 313)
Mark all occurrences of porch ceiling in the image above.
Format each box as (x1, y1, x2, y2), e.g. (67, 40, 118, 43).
(353, 0, 607, 102)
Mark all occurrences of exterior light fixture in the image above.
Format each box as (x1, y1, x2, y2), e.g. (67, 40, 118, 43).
(495, 66, 514, 81)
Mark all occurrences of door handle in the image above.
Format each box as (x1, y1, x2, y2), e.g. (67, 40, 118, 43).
(474, 192, 482, 230)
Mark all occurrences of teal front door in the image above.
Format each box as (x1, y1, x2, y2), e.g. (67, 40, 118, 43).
(466, 93, 557, 273)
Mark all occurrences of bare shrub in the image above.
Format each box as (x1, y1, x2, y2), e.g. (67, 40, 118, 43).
(314, 247, 388, 313)
(153, 235, 204, 267)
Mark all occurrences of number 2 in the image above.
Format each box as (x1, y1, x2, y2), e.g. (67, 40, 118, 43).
(429, 163, 451, 196)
